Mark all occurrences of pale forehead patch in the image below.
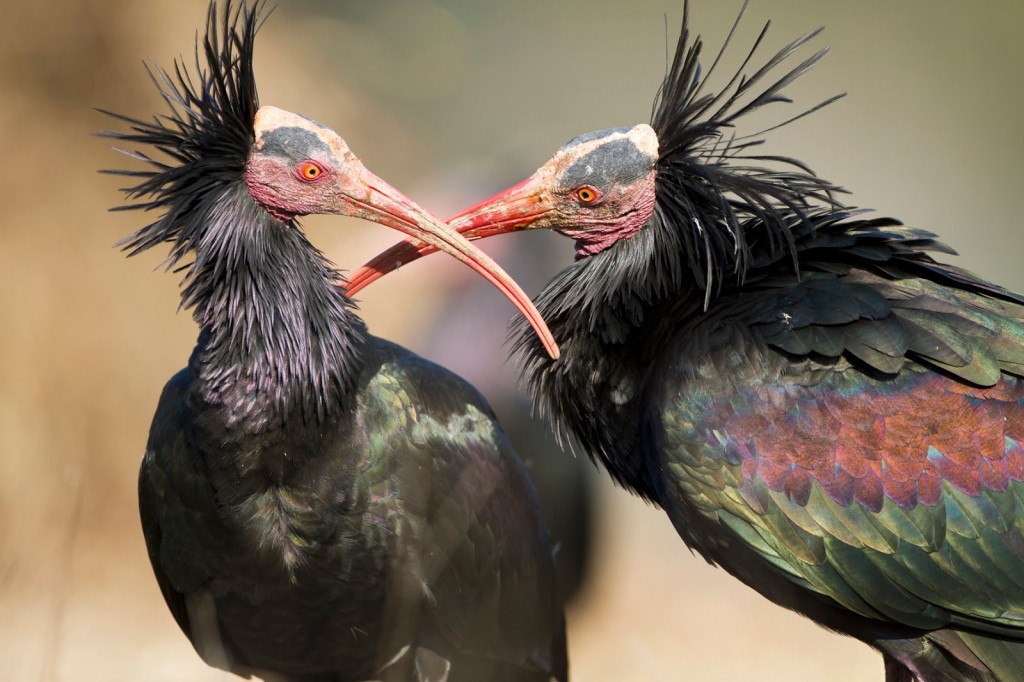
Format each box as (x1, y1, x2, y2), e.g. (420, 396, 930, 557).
(252, 105, 350, 157)
(553, 124, 659, 165)
(629, 124, 659, 158)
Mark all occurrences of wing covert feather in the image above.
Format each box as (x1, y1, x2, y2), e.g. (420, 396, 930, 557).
(663, 363, 1024, 635)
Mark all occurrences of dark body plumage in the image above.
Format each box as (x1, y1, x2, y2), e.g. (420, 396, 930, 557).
(143, 338, 565, 681)
(105, 3, 565, 680)
(508, 13, 1024, 682)
(523, 213, 1024, 681)
(348, 5, 1024, 680)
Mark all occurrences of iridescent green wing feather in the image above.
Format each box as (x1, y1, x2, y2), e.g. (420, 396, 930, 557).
(660, 221, 1024, 638)
(357, 340, 567, 680)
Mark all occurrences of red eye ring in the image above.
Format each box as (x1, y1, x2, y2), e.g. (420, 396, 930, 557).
(297, 161, 325, 182)
(575, 186, 600, 203)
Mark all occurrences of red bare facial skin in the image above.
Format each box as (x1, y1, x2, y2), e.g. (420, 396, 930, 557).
(557, 176, 656, 259)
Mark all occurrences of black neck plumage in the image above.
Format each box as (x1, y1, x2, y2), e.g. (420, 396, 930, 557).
(188, 184, 366, 432)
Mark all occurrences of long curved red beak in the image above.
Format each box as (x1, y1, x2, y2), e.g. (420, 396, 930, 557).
(345, 175, 552, 298)
(345, 169, 558, 360)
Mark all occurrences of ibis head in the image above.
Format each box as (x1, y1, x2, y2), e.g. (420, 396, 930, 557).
(446, 125, 660, 256)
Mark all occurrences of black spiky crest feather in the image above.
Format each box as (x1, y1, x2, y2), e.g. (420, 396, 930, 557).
(101, 0, 263, 292)
(648, 0, 847, 305)
(102, 0, 365, 428)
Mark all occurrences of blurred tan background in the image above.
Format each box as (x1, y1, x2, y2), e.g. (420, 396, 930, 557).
(2, 1, 1022, 680)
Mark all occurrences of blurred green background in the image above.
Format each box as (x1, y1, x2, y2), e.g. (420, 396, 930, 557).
(1, 1, 1022, 680)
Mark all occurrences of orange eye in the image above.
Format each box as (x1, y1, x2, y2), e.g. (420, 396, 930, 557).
(298, 161, 324, 181)
(575, 186, 599, 203)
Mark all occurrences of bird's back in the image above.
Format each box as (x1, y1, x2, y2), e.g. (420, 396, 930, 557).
(138, 337, 566, 681)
